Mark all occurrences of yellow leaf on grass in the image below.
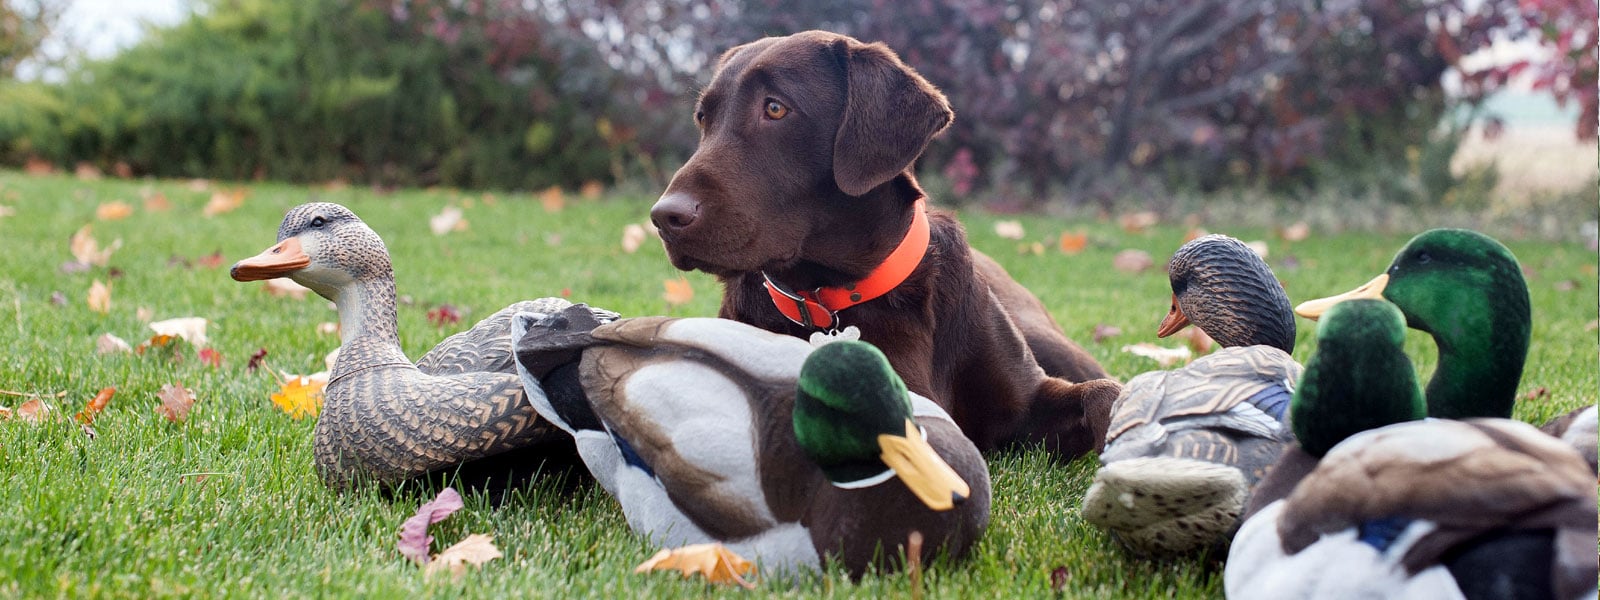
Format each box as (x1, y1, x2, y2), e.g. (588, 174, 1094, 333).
(270, 376, 326, 419)
(202, 189, 246, 217)
(635, 543, 755, 588)
(70, 224, 123, 266)
(76, 387, 115, 424)
(663, 279, 694, 307)
(96, 201, 134, 221)
(149, 317, 209, 348)
(424, 534, 502, 578)
(87, 280, 111, 313)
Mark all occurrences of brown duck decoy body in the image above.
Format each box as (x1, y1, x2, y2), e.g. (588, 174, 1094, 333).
(231, 202, 613, 489)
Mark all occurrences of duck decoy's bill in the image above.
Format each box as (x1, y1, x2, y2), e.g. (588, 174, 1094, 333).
(231, 237, 311, 281)
(1156, 293, 1190, 338)
(1293, 273, 1388, 320)
(878, 419, 971, 511)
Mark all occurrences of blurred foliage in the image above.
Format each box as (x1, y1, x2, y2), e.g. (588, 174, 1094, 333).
(0, 0, 66, 78)
(0, 0, 1579, 204)
(1461, 0, 1597, 141)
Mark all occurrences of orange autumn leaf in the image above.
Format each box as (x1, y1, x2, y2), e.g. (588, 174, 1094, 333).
(540, 186, 565, 212)
(135, 334, 176, 355)
(76, 387, 115, 424)
(87, 279, 111, 313)
(202, 189, 246, 217)
(143, 192, 172, 212)
(96, 201, 134, 221)
(580, 180, 605, 200)
(16, 398, 54, 423)
(663, 278, 694, 306)
(155, 383, 196, 423)
(1058, 232, 1088, 254)
(270, 376, 325, 419)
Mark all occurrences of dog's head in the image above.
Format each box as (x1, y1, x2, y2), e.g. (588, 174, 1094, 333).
(651, 31, 953, 277)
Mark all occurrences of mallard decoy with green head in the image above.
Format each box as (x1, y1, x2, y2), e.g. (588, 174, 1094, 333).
(511, 306, 990, 579)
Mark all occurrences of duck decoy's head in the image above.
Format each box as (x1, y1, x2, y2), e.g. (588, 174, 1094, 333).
(1291, 299, 1425, 458)
(1159, 234, 1295, 352)
(230, 202, 392, 301)
(793, 340, 971, 511)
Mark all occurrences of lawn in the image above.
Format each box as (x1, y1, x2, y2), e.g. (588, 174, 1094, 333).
(0, 171, 1593, 598)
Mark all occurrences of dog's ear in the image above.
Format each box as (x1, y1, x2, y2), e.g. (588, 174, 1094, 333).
(831, 38, 954, 197)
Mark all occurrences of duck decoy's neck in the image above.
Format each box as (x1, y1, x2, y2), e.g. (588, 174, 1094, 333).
(335, 275, 401, 347)
(1292, 300, 1424, 458)
(1417, 298, 1527, 420)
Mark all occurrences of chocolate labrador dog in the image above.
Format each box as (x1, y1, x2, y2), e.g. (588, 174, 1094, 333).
(649, 30, 1120, 460)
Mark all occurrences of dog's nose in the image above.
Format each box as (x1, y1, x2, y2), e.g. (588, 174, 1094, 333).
(650, 192, 700, 233)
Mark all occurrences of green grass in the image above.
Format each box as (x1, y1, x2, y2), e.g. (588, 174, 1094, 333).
(0, 171, 1593, 598)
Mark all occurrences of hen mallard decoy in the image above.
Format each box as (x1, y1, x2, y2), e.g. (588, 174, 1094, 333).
(510, 306, 990, 579)
(1226, 299, 1597, 600)
(230, 202, 613, 489)
(1081, 234, 1300, 557)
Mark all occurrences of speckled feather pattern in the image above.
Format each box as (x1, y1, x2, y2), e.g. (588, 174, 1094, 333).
(1168, 235, 1295, 352)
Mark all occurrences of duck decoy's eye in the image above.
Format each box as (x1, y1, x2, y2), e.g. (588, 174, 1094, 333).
(310, 216, 326, 228)
(1416, 252, 1431, 264)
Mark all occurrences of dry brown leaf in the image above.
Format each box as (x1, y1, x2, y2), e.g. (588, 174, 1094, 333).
(16, 398, 54, 423)
(994, 220, 1025, 240)
(540, 186, 565, 212)
(202, 189, 246, 217)
(197, 251, 225, 269)
(149, 317, 208, 348)
(663, 279, 694, 307)
(76, 387, 115, 424)
(635, 543, 755, 588)
(1058, 232, 1088, 254)
(75, 162, 103, 180)
(1122, 343, 1192, 367)
(424, 534, 502, 578)
(1112, 249, 1153, 273)
(96, 201, 134, 221)
(112, 162, 133, 178)
(96, 332, 132, 354)
(263, 278, 311, 299)
(24, 157, 55, 175)
(155, 383, 196, 423)
(0, 406, 10, 419)
(1118, 211, 1159, 233)
(87, 280, 111, 314)
(270, 376, 325, 419)
(1280, 221, 1311, 242)
(70, 224, 123, 266)
(428, 206, 466, 235)
(621, 224, 647, 254)
(142, 192, 171, 212)
(580, 180, 605, 200)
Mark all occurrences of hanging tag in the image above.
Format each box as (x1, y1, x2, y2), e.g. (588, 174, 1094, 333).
(808, 325, 861, 348)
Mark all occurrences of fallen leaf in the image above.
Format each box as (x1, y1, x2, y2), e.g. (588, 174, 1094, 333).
(96, 201, 134, 221)
(24, 157, 55, 175)
(316, 322, 339, 336)
(540, 186, 565, 212)
(112, 162, 133, 178)
(69, 224, 123, 267)
(635, 543, 754, 588)
(621, 224, 647, 254)
(1092, 323, 1122, 344)
(135, 307, 154, 322)
(75, 162, 102, 180)
(0, 406, 9, 419)
(1118, 211, 1159, 233)
(17, 398, 53, 423)
(1585, 320, 1598, 332)
(663, 279, 694, 307)
(1523, 386, 1549, 401)
(1184, 227, 1210, 243)
(199, 347, 223, 369)
(76, 387, 115, 424)
(49, 291, 67, 306)
(425, 534, 502, 578)
(0, 204, 14, 218)
(580, 180, 605, 200)
(1280, 221, 1311, 242)
(1058, 231, 1088, 254)
(134, 334, 177, 356)
(1112, 249, 1153, 273)
(87, 280, 111, 314)
(202, 189, 246, 217)
(429, 206, 466, 235)
(96, 332, 132, 354)
(1180, 327, 1215, 355)
(1051, 566, 1071, 591)
(149, 317, 208, 348)
(427, 304, 461, 328)
(263, 278, 311, 300)
(155, 383, 196, 423)
(270, 376, 325, 419)
(246, 348, 269, 372)
(186, 179, 211, 192)
(1121, 343, 1192, 367)
(398, 488, 466, 565)
(1245, 240, 1269, 259)
(994, 220, 1025, 240)
(197, 251, 225, 269)
(559, 287, 571, 298)
(1018, 242, 1045, 255)
(142, 193, 171, 212)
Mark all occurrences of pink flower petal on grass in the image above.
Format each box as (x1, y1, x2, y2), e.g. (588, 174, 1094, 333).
(397, 488, 465, 565)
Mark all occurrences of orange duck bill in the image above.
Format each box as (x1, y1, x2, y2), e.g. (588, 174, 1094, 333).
(230, 237, 311, 281)
(1156, 293, 1190, 338)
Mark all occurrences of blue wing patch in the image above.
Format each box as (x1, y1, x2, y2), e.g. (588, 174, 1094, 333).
(1247, 383, 1293, 422)
(1357, 516, 1414, 553)
(611, 431, 656, 479)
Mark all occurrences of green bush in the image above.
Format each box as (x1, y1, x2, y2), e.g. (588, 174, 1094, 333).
(0, 0, 622, 190)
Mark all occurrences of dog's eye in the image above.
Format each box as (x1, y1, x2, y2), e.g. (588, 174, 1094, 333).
(694, 109, 706, 125)
(764, 100, 789, 120)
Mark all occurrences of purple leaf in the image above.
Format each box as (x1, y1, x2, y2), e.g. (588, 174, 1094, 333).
(397, 488, 464, 565)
